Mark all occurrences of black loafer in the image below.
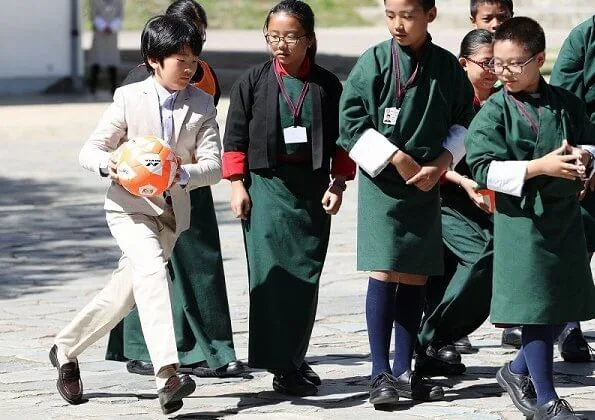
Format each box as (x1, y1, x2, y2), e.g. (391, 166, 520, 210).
(272, 370, 318, 397)
(558, 327, 592, 363)
(534, 399, 579, 419)
(126, 360, 155, 376)
(426, 341, 462, 364)
(300, 361, 321, 386)
(369, 372, 399, 406)
(49, 345, 83, 404)
(453, 336, 474, 354)
(157, 374, 196, 415)
(496, 362, 537, 417)
(393, 369, 444, 401)
(191, 360, 248, 378)
(502, 327, 522, 349)
(414, 352, 466, 376)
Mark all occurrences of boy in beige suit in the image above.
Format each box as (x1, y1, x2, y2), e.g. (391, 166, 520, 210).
(50, 15, 221, 415)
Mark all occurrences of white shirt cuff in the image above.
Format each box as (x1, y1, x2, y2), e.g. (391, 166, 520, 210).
(348, 129, 398, 178)
(487, 161, 529, 197)
(109, 18, 122, 32)
(94, 16, 108, 32)
(178, 167, 190, 188)
(442, 125, 467, 167)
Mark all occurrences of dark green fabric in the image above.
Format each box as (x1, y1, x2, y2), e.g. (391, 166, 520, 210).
(243, 165, 330, 371)
(465, 81, 595, 324)
(106, 187, 237, 368)
(277, 75, 313, 157)
(338, 38, 475, 274)
(418, 206, 493, 347)
(550, 16, 595, 252)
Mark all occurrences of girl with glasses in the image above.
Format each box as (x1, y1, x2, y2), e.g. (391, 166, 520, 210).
(222, 0, 355, 397)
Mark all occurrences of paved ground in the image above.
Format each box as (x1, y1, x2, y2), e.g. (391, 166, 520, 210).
(0, 96, 594, 420)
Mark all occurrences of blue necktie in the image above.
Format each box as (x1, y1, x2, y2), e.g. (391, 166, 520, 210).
(163, 95, 175, 144)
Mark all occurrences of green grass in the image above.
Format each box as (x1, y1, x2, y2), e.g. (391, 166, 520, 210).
(82, 0, 378, 30)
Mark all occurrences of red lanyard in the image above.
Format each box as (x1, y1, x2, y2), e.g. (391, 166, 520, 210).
(274, 60, 310, 127)
(506, 90, 540, 136)
(391, 39, 419, 108)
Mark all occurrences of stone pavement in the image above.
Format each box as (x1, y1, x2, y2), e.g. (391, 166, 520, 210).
(0, 98, 594, 420)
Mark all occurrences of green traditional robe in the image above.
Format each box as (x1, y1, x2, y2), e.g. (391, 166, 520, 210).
(243, 76, 331, 371)
(550, 16, 595, 251)
(465, 80, 595, 324)
(338, 37, 475, 274)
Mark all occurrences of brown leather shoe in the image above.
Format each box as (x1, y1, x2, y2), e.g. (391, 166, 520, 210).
(49, 345, 83, 404)
(158, 374, 196, 415)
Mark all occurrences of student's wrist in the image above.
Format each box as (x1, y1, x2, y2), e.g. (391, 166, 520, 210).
(526, 159, 543, 180)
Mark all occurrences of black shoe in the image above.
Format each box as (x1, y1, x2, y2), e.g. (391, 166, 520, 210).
(534, 399, 579, 419)
(453, 336, 474, 354)
(369, 372, 399, 406)
(426, 341, 462, 364)
(393, 369, 444, 401)
(502, 327, 522, 349)
(191, 360, 248, 378)
(126, 360, 155, 376)
(300, 361, 321, 386)
(496, 362, 537, 417)
(272, 370, 318, 397)
(558, 327, 592, 363)
(414, 352, 466, 376)
(49, 345, 83, 404)
(157, 374, 196, 415)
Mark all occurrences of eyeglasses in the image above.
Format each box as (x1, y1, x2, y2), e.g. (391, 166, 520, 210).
(492, 54, 539, 76)
(464, 57, 496, 74)
(264, 33, 308, 46)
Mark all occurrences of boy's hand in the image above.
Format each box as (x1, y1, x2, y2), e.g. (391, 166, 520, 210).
(528, 141, 584, 181)
(322, 186, 343, 215)
(391, 150, 421, 181)
(230, 179, 252, 220)
(406, 150, 452, 192)
(579, 173, 595, 200)
(108, 153, 120, 184)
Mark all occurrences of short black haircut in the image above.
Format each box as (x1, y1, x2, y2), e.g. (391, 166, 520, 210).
(141, 14, 203, 74)
(494, 16, 545, 56)
(459, 29, 494, 57)
(470, 0, 513, 17)
(166, 0, 208, 28)
(384, 0, 435, 12)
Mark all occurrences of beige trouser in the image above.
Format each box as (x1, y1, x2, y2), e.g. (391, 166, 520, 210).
(54, 209, 179, 378)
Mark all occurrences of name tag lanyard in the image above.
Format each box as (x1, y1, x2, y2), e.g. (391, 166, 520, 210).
(274, 60, 310, 127)
(391, 39, 419, 109)
(505, 90, 540, 136)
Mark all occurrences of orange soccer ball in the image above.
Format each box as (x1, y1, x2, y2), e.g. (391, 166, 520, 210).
(114, 136, 178, 197)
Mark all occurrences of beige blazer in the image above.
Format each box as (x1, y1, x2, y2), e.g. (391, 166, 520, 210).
(79, 76, 222, 235)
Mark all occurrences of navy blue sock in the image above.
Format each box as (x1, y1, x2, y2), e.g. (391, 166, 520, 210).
(510, 345, 529, 375)
(392, 283, 425, 378)
(522, 325, 558, 406)
(366, 277, 397, 378)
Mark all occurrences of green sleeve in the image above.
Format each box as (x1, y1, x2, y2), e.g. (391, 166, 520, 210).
(337, 53, 379, 153)
(550, 28, 586, 99)
(465, 98, 508, 188)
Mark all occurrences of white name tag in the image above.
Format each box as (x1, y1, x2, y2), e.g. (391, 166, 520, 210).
(283, 126, 308, 144)
(383, 107, 400, 126)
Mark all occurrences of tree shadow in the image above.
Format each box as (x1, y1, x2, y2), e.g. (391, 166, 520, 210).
(0, 176, 119, 299)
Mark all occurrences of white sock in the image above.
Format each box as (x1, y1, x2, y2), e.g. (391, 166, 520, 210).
(155, 365, 176, 390)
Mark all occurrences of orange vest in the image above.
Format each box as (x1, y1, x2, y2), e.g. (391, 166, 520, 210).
(193, 60, 217, 97)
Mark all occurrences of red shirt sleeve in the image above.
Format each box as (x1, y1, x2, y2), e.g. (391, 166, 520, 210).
(222, 151, 247, 180)
(331, 148, 356, 181)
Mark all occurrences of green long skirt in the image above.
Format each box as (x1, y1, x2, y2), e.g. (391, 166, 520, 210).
(243, 165, 331, 371)
(418, 206, 493, 347)
(106, 187, 237, 368)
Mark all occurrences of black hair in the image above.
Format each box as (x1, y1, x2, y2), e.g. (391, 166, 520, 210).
(459, 29, 494, 57)
(494, 16, 545, 56)
(166, 0, 208, 28)
(384, 0, 435, 12)
(264, 0, 317, 64)
(141, 14, 203, 74)
(470, 0, 513, 18)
